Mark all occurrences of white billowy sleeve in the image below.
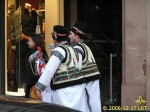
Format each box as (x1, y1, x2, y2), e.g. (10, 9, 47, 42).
(73, 45, 84, 70)
(35, 47, 66, 91)
(78, 53, 83, 70)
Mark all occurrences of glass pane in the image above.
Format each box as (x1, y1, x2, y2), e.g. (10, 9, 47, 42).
(7, 0, 45, 95)
(7, 0, 20, 92)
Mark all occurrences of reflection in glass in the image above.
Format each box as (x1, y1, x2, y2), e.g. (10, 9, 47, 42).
(7, 0, 45, 93)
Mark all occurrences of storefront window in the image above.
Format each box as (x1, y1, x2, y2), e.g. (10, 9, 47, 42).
(6, 0, 45, 95)
(5, 0, 64, 96)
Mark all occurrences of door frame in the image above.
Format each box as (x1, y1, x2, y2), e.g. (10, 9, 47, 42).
(0, 0, 5, 95)
(76, 0, 122, 105)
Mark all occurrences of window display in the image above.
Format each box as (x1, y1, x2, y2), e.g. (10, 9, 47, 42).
(6, 0, 46, 94)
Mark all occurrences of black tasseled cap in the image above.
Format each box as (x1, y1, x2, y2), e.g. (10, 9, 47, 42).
(53, 25, 67, 34)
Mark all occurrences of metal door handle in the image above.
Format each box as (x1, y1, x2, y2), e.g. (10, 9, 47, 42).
(110, 53, 116, 102)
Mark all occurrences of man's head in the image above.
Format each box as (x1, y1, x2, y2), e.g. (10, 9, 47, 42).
(25, 3, 31, 11)
(69, 21, 88, 43)
(52, 25, 67, 46)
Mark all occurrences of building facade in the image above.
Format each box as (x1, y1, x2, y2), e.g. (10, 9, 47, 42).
(0, 0, 149, 109)
(122, 0, 150, 108)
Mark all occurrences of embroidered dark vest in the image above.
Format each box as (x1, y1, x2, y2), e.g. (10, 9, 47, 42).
(51, 44, 100, 90)
(51, 45, 81, 90)
(76, 43, 100, 83)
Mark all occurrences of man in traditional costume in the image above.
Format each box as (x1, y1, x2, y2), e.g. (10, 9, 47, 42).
(69, 21, 102, 112)
(35, 25, 90, 112)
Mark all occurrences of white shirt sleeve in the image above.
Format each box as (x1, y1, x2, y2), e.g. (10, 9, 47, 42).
(35, 47, 66, 91)
(78, 53, 83, 70)
(73, 45, 84, 70)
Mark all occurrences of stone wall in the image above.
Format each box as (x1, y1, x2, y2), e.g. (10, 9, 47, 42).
(146, 0, 150, 109)
(122, 0, 150, 108)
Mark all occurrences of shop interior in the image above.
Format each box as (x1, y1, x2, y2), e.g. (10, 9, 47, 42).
(5, 0, 64, 96)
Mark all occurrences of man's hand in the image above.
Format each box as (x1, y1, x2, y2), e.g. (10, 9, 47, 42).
(35, 88, 42, 99)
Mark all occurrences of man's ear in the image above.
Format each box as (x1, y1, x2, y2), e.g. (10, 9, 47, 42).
(53, 39, 58, 45)
(76, 35, 80, 39)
